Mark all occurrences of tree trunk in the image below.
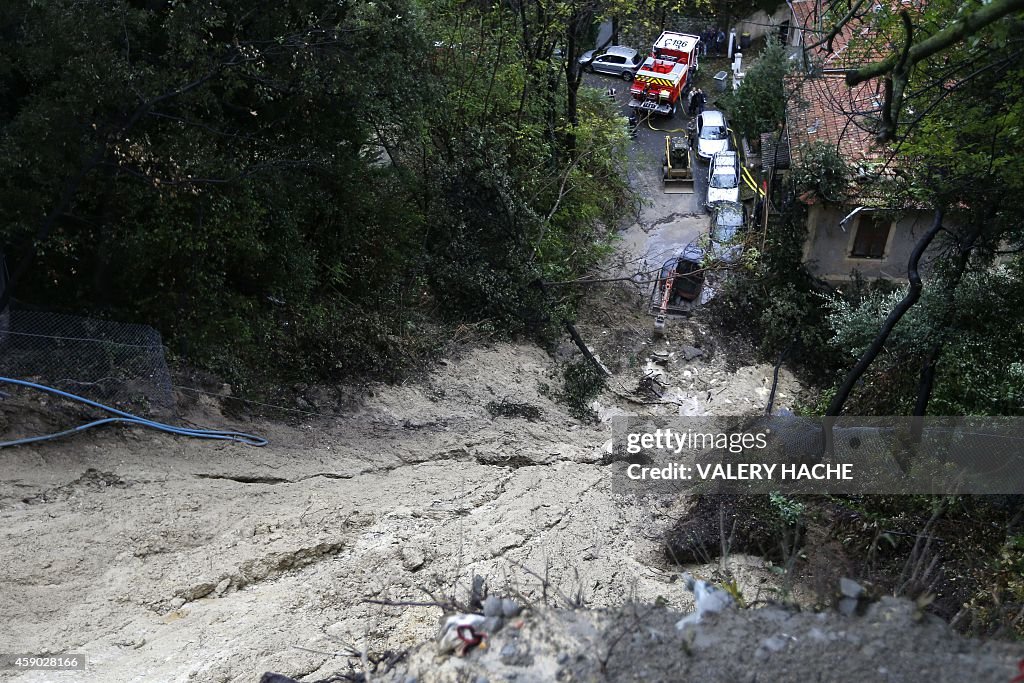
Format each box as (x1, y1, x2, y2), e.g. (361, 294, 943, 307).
(565, 320, 611, 376)
(822, 208, 944, 456)
(564, 15, 582, 151)
(906, 222, 983, 463)
(533, 275, 608, 376)
(912, 223, 983, 417)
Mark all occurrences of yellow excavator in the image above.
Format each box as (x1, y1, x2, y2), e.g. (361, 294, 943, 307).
(662, 134, 695, 194)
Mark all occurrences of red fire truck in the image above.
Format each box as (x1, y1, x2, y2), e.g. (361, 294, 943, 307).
(629, 32, 701, 116)
(651, 31, 701, 70)
(628, 58, 689, 116)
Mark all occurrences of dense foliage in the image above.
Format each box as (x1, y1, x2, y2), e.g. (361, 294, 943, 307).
(719, 37, 790, 145)
(710, 0, 1024, 416)
(706, 5, 1024, 636)
(0, 0, 634, 388)
(823, 263, 1024, 415)
(706, 208, 843, 384)
(787, 141, 850, 204)
(705, 137, 852, 384)
(813, 0, 1024, 417)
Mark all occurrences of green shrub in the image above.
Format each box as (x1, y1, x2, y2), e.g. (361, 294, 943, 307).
(561, 358, 607, 421)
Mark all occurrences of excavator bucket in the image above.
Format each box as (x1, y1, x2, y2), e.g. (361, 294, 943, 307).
(663, 178, 696, 194)
(662, 135, 695, 194)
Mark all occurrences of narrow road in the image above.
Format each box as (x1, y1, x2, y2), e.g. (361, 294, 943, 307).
(582, 71, 710, 280)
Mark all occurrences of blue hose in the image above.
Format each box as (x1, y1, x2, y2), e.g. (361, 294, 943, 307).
(0, 376, 267, 448)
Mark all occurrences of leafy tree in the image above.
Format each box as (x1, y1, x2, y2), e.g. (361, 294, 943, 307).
(420, 2, 632, 328)
(814, 0, 1024, 419)
(0, 0, 635, 390)
(825, 262, 1024, 415)
(788, 140, 850, 204)
(746, 2, 1024, 639)
(1, 0, 432, 377)
(805, 0, 1024, 141)
(705, 198, 842, 381)
(720, 38, 790, 143)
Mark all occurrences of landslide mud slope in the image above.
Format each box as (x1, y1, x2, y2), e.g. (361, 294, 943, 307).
(0, 334, 802, 683)
(0, 84, 806, 683)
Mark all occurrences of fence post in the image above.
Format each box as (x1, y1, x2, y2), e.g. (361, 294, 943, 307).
(0, 251, 8, 346)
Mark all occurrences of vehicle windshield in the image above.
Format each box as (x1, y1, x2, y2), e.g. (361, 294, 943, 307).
(700, 124, 727, 140)
(710, 169, 737, 188)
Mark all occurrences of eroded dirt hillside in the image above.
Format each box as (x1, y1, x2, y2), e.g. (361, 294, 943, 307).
(1, 306, 804, 683)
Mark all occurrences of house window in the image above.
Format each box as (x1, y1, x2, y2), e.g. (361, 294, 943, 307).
(850, 214, 890, 259)
(778, 20, 791, 46)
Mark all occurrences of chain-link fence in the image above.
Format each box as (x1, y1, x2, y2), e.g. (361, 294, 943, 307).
(0, 309, 174, 417)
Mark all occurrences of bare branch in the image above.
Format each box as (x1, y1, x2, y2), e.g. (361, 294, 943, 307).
(844, 0, 1024, 139)
(803, 0, 871, 54)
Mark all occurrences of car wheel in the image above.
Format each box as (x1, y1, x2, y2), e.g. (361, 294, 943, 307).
(621, 71, 633, 81)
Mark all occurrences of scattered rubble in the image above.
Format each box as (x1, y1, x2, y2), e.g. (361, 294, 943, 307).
(675, 572, 735, 629)
(838, 577, 867, 617)
(334, 596, 1024, 683)
(680, 344, 704, 361)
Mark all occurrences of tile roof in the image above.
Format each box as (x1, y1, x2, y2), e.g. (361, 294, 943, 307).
(786, 0, 928, 141)
(786, 0, 891, 169)
(785, 73, 905, 207)
(786, 74, 885, 167)
(790, 0, 913, 69)
(785, 0, 926, 207)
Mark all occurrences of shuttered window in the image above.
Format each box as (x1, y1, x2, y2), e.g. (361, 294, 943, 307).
(851, 215, 890, 259)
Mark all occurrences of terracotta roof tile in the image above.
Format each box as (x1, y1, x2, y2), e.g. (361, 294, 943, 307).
(784, 0, 927, 205)
(786, 74, 885, 166)
(790, 0, 924, 70)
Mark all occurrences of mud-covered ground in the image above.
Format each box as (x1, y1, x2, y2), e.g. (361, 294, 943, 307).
(1, 323, 802, 683)
(382, 597, 1024, 683)
(1, 129, 805, 681)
